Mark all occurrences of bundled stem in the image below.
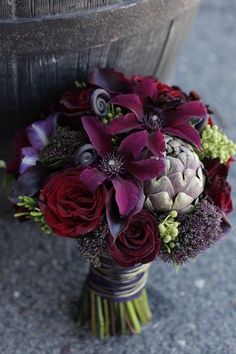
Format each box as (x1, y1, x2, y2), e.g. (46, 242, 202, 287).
(77, 288, 152, 339)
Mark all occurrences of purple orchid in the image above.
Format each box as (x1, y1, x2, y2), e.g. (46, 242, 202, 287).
(106, 94, 207, 157)
(79, 116, 165, 237)
(19, 115, 56, 174)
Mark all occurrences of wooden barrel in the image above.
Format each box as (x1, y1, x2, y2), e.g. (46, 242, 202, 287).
(0, 0, 201, 139)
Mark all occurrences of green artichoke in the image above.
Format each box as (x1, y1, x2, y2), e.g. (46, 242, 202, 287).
(145, 135, 205, 212)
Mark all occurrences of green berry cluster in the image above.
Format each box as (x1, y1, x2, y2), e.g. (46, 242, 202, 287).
(15, 196, 52, 234)
(102, 104, 123, 124)
(202, 124, 236, 163)
(158, 211, 180, 253)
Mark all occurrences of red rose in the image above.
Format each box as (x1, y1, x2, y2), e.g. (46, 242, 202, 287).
(60, 88, 94, 113)
(204, 158, 233, 214)
(157, 82, 183, 99)
(108, 210, 160, 267)
(156, 82, 187, 109)
(40, 168, 106, 238)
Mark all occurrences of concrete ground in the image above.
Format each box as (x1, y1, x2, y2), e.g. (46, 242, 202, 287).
(1, 0, 236, 353)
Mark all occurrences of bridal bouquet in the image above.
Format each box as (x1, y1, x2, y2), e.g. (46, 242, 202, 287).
(6, 69, 236, 338)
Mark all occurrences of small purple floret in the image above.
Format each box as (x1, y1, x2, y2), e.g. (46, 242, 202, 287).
(159, 199, 223, 264)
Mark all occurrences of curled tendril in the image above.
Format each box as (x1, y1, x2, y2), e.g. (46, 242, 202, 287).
(91, 89, 111, 117)
(74, 144, 97, 166)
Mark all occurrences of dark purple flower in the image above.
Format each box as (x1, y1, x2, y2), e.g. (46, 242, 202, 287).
(107, 93, 207, 156)
(15, 115, 57, 175)
(80, 116, 165, 237)
(89, 68, 133, 94)
(89, 68, 159, 99)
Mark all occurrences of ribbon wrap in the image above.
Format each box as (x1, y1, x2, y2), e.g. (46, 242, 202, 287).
(87, 254, 151, 302)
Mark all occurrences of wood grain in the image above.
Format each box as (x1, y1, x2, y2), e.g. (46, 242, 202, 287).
(0, 0, 201, 139)
(0, 0, 124, 18)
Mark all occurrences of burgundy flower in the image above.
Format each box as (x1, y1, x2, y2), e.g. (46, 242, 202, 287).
(40, 168, 106, 238)
(204, 158, 233, 214)
(60, 87, 94, 113)
(90, 68, 133, 94)
(107, 94, 207, 157)
(156, 82, 188, 110)
(108, 210, 160, 267)
(89, 68, 207, 154)
(79, 116, 165, 237)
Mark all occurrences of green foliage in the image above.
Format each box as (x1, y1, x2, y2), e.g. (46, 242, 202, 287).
(15, 196, 52, 235)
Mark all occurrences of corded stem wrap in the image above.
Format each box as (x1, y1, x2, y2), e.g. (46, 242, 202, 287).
(87, 255, 151, 302)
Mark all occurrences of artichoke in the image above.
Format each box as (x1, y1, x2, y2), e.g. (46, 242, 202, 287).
(145, 135, 205, 212)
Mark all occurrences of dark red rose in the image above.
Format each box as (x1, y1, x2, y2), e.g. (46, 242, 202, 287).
(204, 158, 233, 214)
(156, 82, 187, 110)
(157, 82, 184, 99)
(108, 210, 160, 267)
(40, 168, 106, 238)
(60, 88, 94, 113)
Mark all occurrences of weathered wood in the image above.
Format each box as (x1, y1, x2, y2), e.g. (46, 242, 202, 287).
(0, 0, 200, 55)
(0, 0, 198, 18)
(0, 1, 121, 18)
(0, 0, 201, 139)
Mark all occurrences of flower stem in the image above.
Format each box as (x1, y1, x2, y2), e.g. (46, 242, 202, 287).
(125, 301, 141, 334)
(78, 288, 152, 338)
(103, 298, 109, 338)
(91, 291, 97, 336)
(96, 295, 105, 339)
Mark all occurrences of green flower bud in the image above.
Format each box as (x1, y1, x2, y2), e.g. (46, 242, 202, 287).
(170, 210, 178, 218)
(164, 235, 172, 243)
(159, 223, 166, 235)
(115, 107, 122, 113)
(171, 228, 179, 238)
